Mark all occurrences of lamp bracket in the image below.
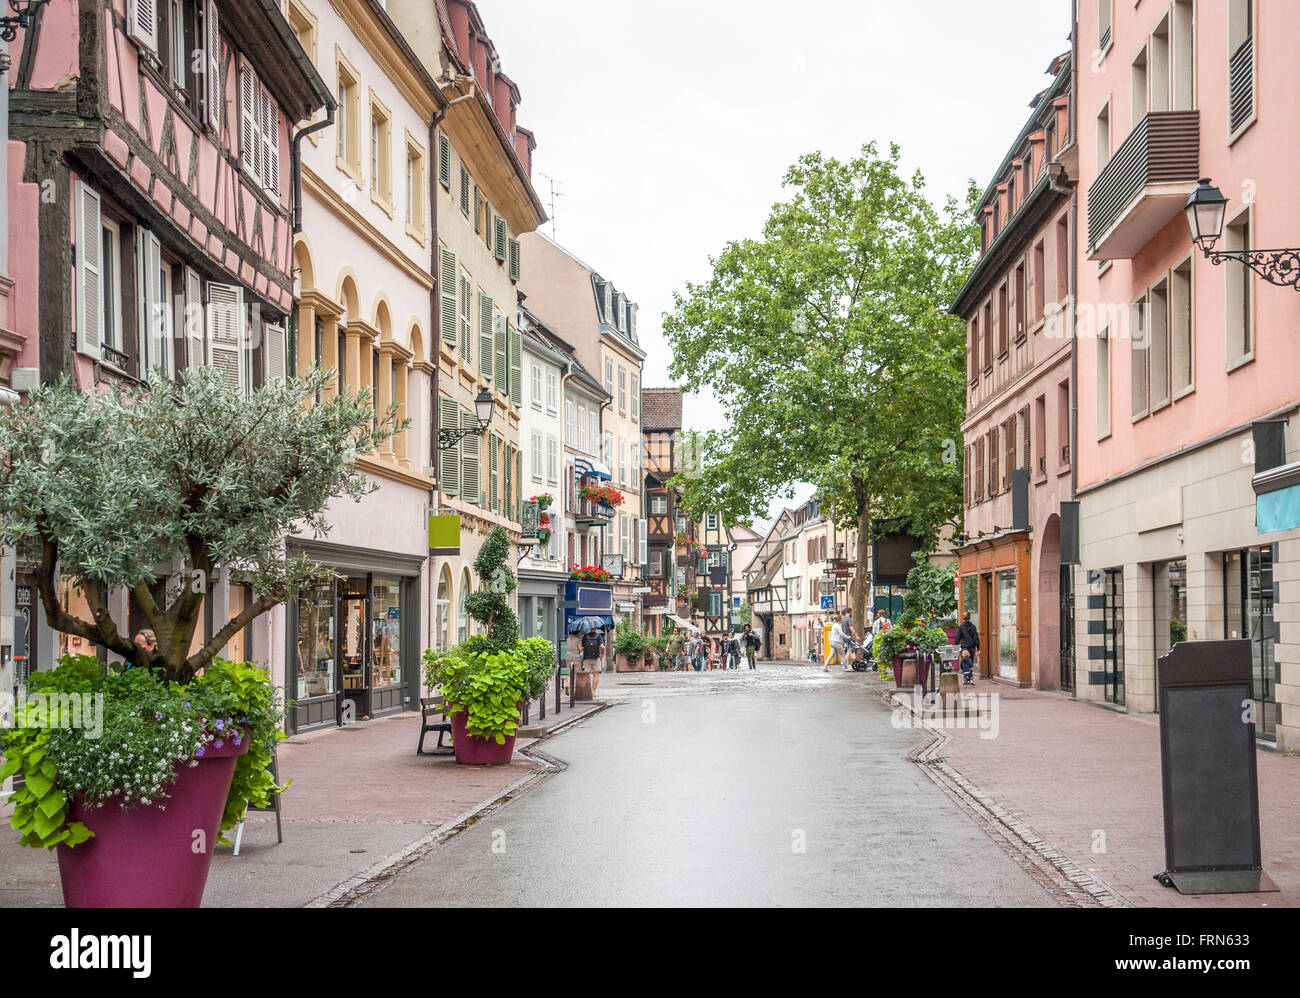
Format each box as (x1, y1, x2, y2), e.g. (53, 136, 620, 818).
(1200, 245, 1300, 292)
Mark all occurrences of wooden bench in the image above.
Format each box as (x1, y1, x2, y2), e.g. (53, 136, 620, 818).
(417, 696, 454, 755)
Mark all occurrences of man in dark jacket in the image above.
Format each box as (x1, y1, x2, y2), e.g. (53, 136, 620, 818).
(956, 611, 979, 686)
(741, 623, 761, 669)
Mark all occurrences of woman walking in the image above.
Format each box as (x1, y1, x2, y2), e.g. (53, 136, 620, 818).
(957, 611, 980, 686)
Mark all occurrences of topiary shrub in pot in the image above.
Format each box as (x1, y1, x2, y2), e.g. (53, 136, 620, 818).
(613, 618, 648, 671)
(423, 645, 531, 764)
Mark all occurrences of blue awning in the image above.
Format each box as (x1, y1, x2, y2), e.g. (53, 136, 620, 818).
(573, 456, 612, 481)
(1258, 484, 1300, 534)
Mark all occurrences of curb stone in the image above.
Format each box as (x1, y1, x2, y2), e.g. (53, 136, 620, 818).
(879, 685, 1131, 909)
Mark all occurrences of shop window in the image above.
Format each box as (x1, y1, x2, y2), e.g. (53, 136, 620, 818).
(997, 571, 1018, 680)
(371, 576, 403, 688)
(296, 578, 337, 700)
(1224, 548, 1277, 738)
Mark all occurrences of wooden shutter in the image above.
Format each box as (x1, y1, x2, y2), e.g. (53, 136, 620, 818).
(206, 282, 246, 396)
(437, 132, 450, 188)
(460, 410, 480, 505)
(459, 165, 470, 216)
(185, 267, 203, 371)
(508, 239, 520, 283)
(459, 276, 471, 358)
(494, 315, 506, 395)
(261, 86, 279, 194)
(240, 68, 260, 182)
(265, 322, 287, 382)
(478, 292, 493, 380)
(137, 229, 161, 376)
(963, 444, 971, 507)
(438, 247, 457, 346)
(489, 436, 499, 513)
(204, 0, 221, 131)
(483, 203, 492, 248)
(75, 182, 102, 359)
(508, 322, 522, 408)
(974, 437, 984, 501)
(128, 0, 158, 52)
(494, 217, 507, 262)
(438, 395, 460, 496)
(473, 185, 481, 233)
(988, 427, 998, 496)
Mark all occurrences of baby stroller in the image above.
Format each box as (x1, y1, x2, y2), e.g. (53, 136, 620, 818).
(846, 637, 872, 672)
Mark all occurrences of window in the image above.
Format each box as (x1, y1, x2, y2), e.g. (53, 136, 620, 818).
(982, 301, 993, 369)
(1228, 0, 1255, 137)
(706, 514, 719, 531)
(618, 367, 627, 413)
(1131, 45, 1148, 124)
(1055, 216, 1069, 304)
(565, 399, 575, 443)
(603, 432, 613, 467)
(531, 431, 542, 482)
(546, 435, 559, 485)
(631, 375, 639, 421)
(649, 550, 663, 578)
(136, 229, 176, 379)
(1170, 256, 1193, 396)
(459, 275, 472, 360)
(167, 0, 185, 88)
(1172, 1, 1194, 112)
(240, 65, 280, 194)
(437, 131, 450, 189)
(604, 358, 613, 395)
(618, 436, 626, 485)
(997, 283, 1008, 356)
(369, 97, 392, 207)
(1225, 208, 1253, 367)
(336, 54, 360, 176)
(988, 425, 1000, 496)
(545, 369, 558, 413)
(1150, 15, 1170, 114)
(651, 494, 668, 514)
(76, 183, 124, 365)
(494, 216, 507, 262)
(968, 319, 978, 381)
(1096, 102, 1110, 174)
(974, 436, 984, 500)
(1057, 383, 1070, 466)
(1032, 240, 1045, 324)
(1014, 263, 1026, 341)
(1097, 327, 1111, 439)
(1097, 0, 1112, 54)
(530, 363, 542, 409)
(577, 404, 587, 452)
(405, 137, 425, 237)
(1034, 395, 1047, 475)
(459, 164, 470, 218)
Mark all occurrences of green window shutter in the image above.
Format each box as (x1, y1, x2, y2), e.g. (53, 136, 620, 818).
(473, 185, 481, 233)
(494, 315, 507, 396)
(459, 278, 471, 359)
(438, 133, 450, 189)
(515, 450, 523, 524)
(439, 247, 457, 346)
(460, 409, 480, 505)
(438, 395, 460, 496)
(504, 444, 513, 521)
(508, 238, 520, 283)
(494, 217, 507, 262)
(459, 165, 470, 216)
(483, 203, 492, 248)
(489, 438, 499, 513)
(478, 293, 494, 380)
(508, 322, 522, 408)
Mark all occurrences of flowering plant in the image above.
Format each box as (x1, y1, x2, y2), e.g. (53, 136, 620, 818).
(579, 483, 624, 508)
(528, 493, 554, 510)
(535, 512, 553, 544)
(0, 655, 286, 850)
(570, 564, 611, 582)
(675, 532, 690, 546)
(692, 544, 708, 560)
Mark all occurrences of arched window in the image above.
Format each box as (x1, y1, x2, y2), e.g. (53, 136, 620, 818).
(458, 569, 471, 643)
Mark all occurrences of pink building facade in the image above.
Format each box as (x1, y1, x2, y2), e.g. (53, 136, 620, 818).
(8, 0, 328, 676)
(954, 51, 1076, 690)
(1073, 0, 1300, 749)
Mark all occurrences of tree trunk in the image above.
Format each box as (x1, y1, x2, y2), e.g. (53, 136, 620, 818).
(851, 479, 872, 643)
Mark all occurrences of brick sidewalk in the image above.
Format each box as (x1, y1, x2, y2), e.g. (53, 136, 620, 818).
(0, 702, 602, 907)
(924, 683, 1300, 908)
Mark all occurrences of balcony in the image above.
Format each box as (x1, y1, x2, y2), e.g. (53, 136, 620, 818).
(573, 499, 615, 526)
(1087, 111, 1199, 260)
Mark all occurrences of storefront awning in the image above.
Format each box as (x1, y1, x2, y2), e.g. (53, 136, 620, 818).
(1258, 483, 1300, 534)
(574, 456, 612, 480)
(666, 614, 701, 632)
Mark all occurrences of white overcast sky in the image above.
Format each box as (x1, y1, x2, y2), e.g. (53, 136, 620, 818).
(486, 0, 1073, 521)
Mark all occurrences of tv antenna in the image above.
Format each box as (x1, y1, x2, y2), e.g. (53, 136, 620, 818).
(538, 172, 567, 241)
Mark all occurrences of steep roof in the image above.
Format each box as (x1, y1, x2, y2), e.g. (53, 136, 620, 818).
(641, 387, 682, 430)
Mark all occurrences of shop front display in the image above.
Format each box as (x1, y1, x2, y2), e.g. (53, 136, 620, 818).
(291, 569, 415, 732)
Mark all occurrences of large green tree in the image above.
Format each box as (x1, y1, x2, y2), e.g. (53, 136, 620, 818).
(665, 142, 978, 628)
(0, 366, 394, 682)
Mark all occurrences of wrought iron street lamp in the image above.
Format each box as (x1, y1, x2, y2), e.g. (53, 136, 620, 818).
(437, 387, 494, 449)
(1185, 178, 1300, 291)
(1, 0, 47, 42)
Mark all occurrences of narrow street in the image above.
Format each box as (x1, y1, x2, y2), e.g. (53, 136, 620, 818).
(358, 667, 1055, 907)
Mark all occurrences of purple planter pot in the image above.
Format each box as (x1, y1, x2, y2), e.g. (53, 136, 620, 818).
(56, 738, 248, 908)
(450, 705, 522, 765)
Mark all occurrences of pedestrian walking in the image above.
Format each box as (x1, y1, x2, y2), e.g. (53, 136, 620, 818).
(742, 623, 760, 669)
(667, 629, 686, 671)
(579, 625, 605, 691)
(956, 611, 979, 687)
(826, 616, 846, 672)
(725, 634, 740, 669)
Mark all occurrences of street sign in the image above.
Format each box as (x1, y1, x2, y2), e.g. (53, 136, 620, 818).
(819, 595, 834, 609)
(632, 586, 652, 594)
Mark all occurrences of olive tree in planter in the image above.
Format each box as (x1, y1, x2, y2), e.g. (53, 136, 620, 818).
(0, 366, 392, 906)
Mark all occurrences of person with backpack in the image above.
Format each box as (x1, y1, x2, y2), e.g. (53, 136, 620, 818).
(741, 623, 761, 669)
(667, 629, 686, 671)
(725, 633, 741, 669)
(579, 625, 605, 687)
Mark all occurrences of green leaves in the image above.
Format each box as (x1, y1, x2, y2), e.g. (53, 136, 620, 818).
(422, 645, 531, 742)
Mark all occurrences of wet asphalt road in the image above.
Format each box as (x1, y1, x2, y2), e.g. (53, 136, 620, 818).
(361, 668, 1056, 907)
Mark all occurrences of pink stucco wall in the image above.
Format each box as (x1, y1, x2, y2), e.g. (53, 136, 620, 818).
(1075, 0, 1300, 489)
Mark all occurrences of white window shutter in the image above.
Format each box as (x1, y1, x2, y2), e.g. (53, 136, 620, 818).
(204, 0, 222, 132)
(128, 0, 158, 53)
(639, 518, 647, 566)
(261, 86, 279, 194)
(75, 182, 102, 359)
(185, 267, 203, 371)
(137, 229, 161, 376)
(206, 282, 246, 396)
(240, 67, 259, 180)
(265, 322, 287, 382)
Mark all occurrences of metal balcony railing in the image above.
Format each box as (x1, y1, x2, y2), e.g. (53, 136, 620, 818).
(1087, 110, 1199, 252)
